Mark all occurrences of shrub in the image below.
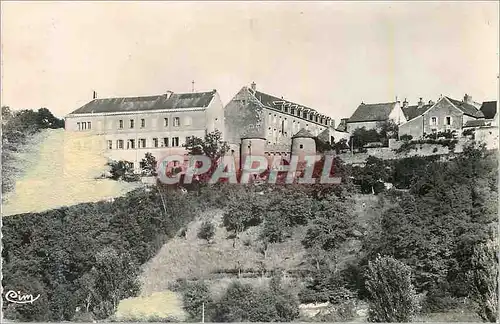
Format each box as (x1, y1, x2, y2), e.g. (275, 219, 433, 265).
(365, 256, 419, 322)
(432, 147, 438, 153)
(399, 134, 413, 141)
(181, 281, 213, 321)
(197, 221, 215, 242)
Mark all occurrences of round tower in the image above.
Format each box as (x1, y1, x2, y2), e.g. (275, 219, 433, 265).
(240, 128, 266, 171)
(291, 128, 316, 159)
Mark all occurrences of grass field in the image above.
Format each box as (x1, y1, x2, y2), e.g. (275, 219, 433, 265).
(2, 129, 139, 216)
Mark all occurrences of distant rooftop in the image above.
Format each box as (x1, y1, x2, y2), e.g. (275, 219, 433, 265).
(348, 102, 398, 123)
(68, 90, 217, 115)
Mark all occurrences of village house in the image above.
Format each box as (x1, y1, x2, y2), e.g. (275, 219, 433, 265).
(398, 94, 487, 139)
(224, 83, 336, 158)
(65, 90, 224, 170)
(345, 101, 407, 133)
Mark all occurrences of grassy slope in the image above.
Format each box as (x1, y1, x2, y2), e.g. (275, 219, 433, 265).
(2, 129, 139, 216)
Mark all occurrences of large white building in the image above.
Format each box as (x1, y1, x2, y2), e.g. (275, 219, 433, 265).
(65, 90, 224, 169)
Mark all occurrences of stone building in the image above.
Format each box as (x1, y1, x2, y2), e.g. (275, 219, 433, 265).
(345, 101, 407, 133)
(224, 82, 336, 160)
(398, 94, 486, 139)
(65, 90, 224, 170)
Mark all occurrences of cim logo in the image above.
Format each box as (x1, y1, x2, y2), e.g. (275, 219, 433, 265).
(4, 290, 40, 304)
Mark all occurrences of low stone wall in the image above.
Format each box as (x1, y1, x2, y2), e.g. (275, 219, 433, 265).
(338, 139, 468, 165)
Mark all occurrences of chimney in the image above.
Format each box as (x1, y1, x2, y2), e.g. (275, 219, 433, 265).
(93, 91, 97, 100)
(403, 98, 408, 108)
(463, 93, 472, 104)
(165, 90, 173, 99)
(428, 100, 435, 105)
(251, 82, 256, 92)
(418, 97, 424, 108)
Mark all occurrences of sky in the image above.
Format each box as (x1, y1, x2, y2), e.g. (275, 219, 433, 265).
(1, 1, 498, 121)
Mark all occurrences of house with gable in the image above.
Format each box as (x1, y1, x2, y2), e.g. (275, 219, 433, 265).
(398, 94, 486, 139)
(345, 101, 407, 133)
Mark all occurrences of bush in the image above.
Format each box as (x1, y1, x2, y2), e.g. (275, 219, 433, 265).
(181, 281, 213, 321)
(197, 221, 215, 242)
(365, 256, 419, 322)
(399, 134, 413, 141)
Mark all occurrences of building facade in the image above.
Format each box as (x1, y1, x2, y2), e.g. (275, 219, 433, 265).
(65, 90, 224, 169)
(345, 101, 407, 133)
(398, 95, 486, 139)
(224, 83, 336, 159)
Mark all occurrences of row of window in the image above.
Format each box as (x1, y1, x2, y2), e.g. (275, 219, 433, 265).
(269, 105, 331, 126)
(430, 116, 452, 127)
(77, 122, 91, 130)
(107, 136, 190, 150)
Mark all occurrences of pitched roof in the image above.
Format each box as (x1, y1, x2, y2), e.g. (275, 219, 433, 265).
(348, 102, 397, 123)
(480, 101, 497, 119)
(292, 128, 315, 138)
(68, 90, 217, 115)
(402, 104, 433, 121)
(446, 96, 484, 118)
(317, 128, 330, 142)
(252, 90, 320, 116)
(464, 119, 494, 128)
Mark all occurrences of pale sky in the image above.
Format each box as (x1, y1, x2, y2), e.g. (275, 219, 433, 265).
(1, 1, 498, 121)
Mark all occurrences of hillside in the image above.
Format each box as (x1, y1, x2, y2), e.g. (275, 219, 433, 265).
(2, 129, 139, 216)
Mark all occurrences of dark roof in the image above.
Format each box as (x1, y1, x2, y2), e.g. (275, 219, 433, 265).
(252, 90, 320, 116)
(348, 102, 397, 123)
(335, 118, 348, 132)
(402, 104, 433, 120)
(68, 90, 217, 115)
(480, 101, 497, 119)
(463, 119, 493, 128)
(292, 128, 315, 138)
(446, 97, 484, 118)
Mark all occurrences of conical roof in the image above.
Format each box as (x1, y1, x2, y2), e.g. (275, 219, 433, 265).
(292, 128, 315, 139)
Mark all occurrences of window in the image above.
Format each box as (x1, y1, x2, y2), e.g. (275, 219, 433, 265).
(291, 108, 295, 115)
(77, 122, 81, 130)
(88, 122, 92, 130)
(281, 120, 285, 133)
(431, 117, 437, 126)
(174, 117, 180, 127)
(163, 137, 169, 147)
(127, 139, 135, 149)
(130, 119, 134, 128)
(139, 138, 146, 148)
(107, 140, 112, 149)
(117, 140, 124, 149)
(141, 119, 145, 128)
(445, 116, 451, 126)
(119, 120, 123, 129)
(164, 118, 169, 127)
(284, 107, 289, 113)
(172, 137, 179, 147)
(153, 138, 158, 148)
(303, 112, 308, 119)
(299, 144, 304, 149)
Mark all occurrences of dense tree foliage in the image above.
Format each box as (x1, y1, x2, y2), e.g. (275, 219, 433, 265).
(365, 256, 419, 322)
(2, 188, 198, 321)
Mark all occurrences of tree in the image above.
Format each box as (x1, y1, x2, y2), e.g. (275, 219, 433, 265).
(181, 281, 213, 321)
(183, 129, 229, 161)
(377, 120, 399, 141)
(302, 194, 357, 252)
(197, 221, 215, 243)
(349, 127, 381, 150)
(107, 160, 139, 182)
(140, 153, 158, 176)
(468, 239, 498, 322)
(365, 256, 419, 322)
